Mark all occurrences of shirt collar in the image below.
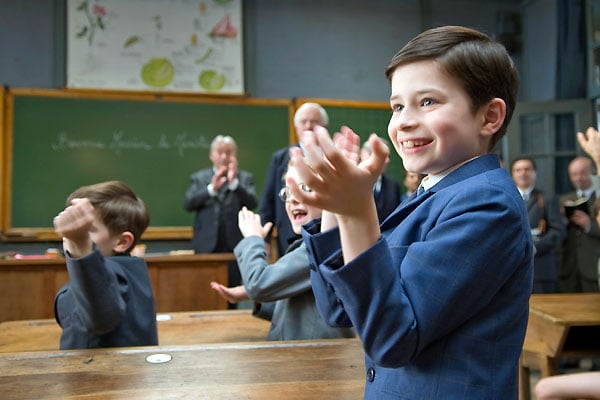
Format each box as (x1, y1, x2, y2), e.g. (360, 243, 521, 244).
(579, 187, 595, 199)
(420, 156, 480, 191)
(518, 186, 534, 197)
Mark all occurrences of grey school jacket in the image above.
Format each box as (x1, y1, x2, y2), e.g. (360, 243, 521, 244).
(54, 250, 158, 349)
(234, 236, 355, 341)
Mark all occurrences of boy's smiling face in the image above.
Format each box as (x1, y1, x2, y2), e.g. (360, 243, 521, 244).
(387, 60, 492, 176)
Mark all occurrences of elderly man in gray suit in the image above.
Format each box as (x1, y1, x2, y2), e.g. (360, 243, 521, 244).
(184, 135, 258, 293)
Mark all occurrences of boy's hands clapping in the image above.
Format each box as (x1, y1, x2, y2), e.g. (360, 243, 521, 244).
(287, 125, 388, 262)
(287, 125, 389, 218)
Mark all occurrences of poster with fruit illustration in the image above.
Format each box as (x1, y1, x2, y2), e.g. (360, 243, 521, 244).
(67, 0, 243, 94)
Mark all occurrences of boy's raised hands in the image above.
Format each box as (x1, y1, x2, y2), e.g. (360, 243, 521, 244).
(287, 125, 389, 218)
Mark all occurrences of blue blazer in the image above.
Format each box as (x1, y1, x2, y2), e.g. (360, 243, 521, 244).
(374, 174, 401, 223)
(303, 155, 534, 399)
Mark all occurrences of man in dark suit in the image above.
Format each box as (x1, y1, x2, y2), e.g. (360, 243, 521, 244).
(559, 155, 600, 293)
(511, 157, 565, 293)
(184, 135, 258, 290)
(258, 102, 329, 259)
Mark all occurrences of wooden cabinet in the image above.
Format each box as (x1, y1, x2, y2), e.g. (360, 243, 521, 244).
(0, 253, 233, 321)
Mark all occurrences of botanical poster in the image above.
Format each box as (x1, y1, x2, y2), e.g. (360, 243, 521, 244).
(67, 0, 243, 94)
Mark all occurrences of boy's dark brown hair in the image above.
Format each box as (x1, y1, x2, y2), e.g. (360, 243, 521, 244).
(385, 25, 519, 152)
(67, 181, 149, 251)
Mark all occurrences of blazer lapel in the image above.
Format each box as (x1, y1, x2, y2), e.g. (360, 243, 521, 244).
(380, 154, 502, 230)
(380, 190, 433, 230)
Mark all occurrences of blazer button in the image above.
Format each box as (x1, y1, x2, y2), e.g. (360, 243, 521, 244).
(367, 367, 375, 382)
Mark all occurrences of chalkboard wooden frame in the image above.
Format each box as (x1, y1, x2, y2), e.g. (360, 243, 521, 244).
(2, 88, 294, 241)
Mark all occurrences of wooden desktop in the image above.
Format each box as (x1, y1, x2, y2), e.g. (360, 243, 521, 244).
(0, 339, 365, 400)
(519, 293, 600, 400)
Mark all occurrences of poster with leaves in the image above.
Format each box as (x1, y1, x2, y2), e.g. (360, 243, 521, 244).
(67, 0, 243, 94)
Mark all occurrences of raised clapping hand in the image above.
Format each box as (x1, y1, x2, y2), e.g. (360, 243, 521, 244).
(238, 206, 273, 239)
(53, 198, 95, 257)
(577, 127, 600, 168)
(211, 156, 239, 191)
(227, 155, 238, 182)
(287, 125, 390, 262)
(211, 164, 229, 191)
(287, 125, 389, 218)
(572, 127, 599, 231)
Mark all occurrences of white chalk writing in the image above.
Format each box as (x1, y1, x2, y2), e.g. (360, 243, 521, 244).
(51, 131, 106, 151)
(173, 132, 210, 157)
(110, 131, 152, 155)
(49, 131, 211, 157)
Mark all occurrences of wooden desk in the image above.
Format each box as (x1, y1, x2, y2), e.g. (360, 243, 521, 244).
(0, 310, 270, 352)
(0, 253, 234, 321)
(146, 253, 233, 313)
(0, 339, 365, 400)
(519, 293, 600, 400)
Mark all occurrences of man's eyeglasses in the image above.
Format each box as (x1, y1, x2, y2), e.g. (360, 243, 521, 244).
(278, 183, 312, 202)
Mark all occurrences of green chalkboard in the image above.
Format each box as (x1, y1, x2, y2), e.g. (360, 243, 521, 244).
(310, 99, 406, 184)
(7, 90, 291, 238)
